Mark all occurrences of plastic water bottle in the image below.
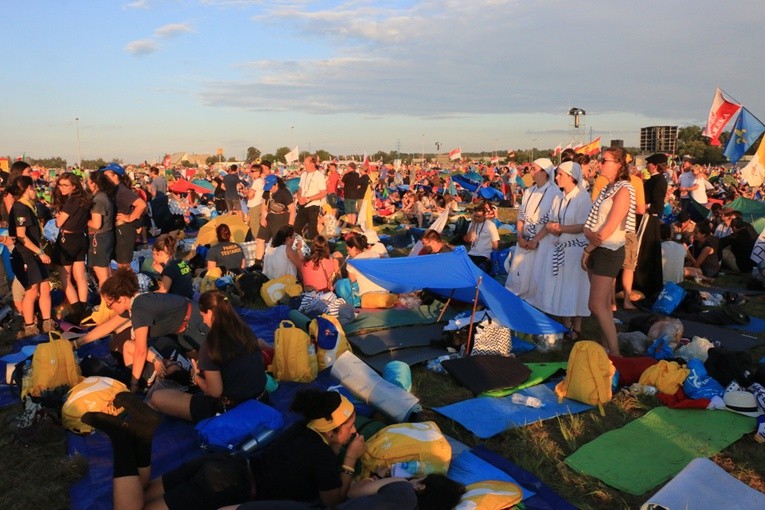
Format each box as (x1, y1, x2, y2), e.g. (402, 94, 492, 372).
(307, 344, 318, 375)
(511, 393, 544, 408)
(391, 461, 421, 478)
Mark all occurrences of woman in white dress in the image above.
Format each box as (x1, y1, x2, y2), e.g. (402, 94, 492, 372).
(534, 162, 592, 338)
(506, 158, 562, 303)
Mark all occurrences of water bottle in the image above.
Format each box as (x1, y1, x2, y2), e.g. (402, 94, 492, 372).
(307, 343, 318, 376)
(511, 393, 544, 408)
(391, 461, 421, 478)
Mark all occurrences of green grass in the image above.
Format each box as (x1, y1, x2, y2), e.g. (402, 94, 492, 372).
(2, 273, 765, 508)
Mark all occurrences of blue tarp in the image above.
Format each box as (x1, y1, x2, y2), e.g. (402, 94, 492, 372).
(452, 174, 480, 192)
(347, 246, 567, 335)
(478, 186, 504, 201)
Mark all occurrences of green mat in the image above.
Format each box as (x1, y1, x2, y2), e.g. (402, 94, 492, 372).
(344, 303, 457, 336)
(481, 362, 567, 397)
(565, 407, 756, 495)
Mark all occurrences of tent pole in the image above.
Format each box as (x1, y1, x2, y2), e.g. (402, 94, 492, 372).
(465, 276, 482, 355)
(436, 289, 456, 323)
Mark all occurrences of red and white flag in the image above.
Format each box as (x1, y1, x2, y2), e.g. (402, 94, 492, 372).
(362, 151, 370, 170)
(449, 147, 462, 161)
(553, 144, 562, 156)
(162, 154, 172, 169)
(490, 156, 499, 165)
(703, 87, 742, 146)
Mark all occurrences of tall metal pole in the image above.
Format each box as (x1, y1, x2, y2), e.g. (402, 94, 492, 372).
(75, 117, 82, 168)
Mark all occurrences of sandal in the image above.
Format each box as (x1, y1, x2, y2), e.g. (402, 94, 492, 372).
(563, 330, 580, 342)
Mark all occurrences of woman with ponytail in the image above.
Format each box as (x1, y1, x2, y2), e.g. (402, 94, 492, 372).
(152, 232, 193, 298)
(149, 290, 268, 422)
(8, 175, 56, 337)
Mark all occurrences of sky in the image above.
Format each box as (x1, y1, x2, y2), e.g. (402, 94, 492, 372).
(2, 0, 765, 165)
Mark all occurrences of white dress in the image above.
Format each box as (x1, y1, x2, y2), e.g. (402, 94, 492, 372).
(505, 181, 561, 299)
(533, 187, 592, 317)
(263, 245, 297, 280)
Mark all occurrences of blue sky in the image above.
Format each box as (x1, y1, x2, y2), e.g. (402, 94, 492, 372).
(3, 0, 765, 164)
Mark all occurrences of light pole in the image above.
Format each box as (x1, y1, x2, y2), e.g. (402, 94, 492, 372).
(531, 138, 537, 162)
(421, 134, 424, 165)
(75, 117, 82, 168)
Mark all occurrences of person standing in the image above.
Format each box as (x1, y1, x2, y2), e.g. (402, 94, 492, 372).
(294, 155, 327, 240)
(341, 162, 368, 225)
(505, 158, 561, 300)
(222, 165, 245, 220)
(326, 162, 341, 216)
(534, 162, 592, 338)
(581, 147, 636, 356)
(87, 170, 116, 289)
(677, 159, 696, 213)
(52, 172, 92, 323)
(634, 153, 669, 299)
(254, 175, 295, 266)
(101, 163, 147, 270)
(245, 163, 265, 240)
(149, 166, 167, 196)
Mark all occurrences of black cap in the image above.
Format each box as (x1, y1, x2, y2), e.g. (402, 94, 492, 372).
(646, 154, 666, 165)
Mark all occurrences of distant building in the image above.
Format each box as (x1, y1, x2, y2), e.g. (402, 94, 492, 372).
(610, 139, 624, 148)
(640, 126, 678, 154)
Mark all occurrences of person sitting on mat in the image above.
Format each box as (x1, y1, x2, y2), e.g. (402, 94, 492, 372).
(149, 290, 269, 422)
(83, 388, 365, 509)
(75, 267, 207, 392)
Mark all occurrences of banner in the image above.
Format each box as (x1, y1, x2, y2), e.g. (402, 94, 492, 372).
(449, 147, 462, 161)
(576, 137, 601, 157)
(702, 87, 742, 146)
(285, 146, 299, 164)
(741, 136, 765, 188)
(723, 108, 765, 164)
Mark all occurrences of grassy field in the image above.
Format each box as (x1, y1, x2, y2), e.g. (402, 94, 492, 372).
(1, 275, 765, 509)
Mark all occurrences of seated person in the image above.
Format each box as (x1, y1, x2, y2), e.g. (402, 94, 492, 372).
(152, 233, 194, 299)
(206, 223, 245, 274)
(75, 268, 207, 392)
(301, 235, 340, 292)
(419, 229, 452, 255)
(83, 388, 366, 509)
(684, 222, 720, 281)
(149, 290, 268, 422)
(263, 224, 304, 280)
(671, 211, 696, 245)
(346, 233, 388, 297)
(660, 223, 685, 284)
(718, 217, 758, 273)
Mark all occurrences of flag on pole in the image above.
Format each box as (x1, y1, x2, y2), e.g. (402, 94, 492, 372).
(702, 87, 742, 146)
(162, 154, 172, 169)
(449, 147, 462, 161)
(723, 108, 765, 164)
(285, 146, 299, 164)
(576, 137, 601, 156)
(553, 144, 562, 156)
(490, 156, 499, 165)
(741, 135, 765, 188)
(362, 151, 370, 170)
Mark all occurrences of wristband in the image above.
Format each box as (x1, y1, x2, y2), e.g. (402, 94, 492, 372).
(340, 466, 355, 476)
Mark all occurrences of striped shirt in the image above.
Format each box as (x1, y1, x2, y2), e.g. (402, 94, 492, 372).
(584, 180, 636, 250)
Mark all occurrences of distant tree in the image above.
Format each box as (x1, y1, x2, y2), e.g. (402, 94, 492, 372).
(206, 155, 225, 166)
(227, 156, 237, 162)
(677, 125, 726, 164)
(298, 150, 311, 162)
(28, 156, 67, 168)
(261, 153, 275, 164)
(245, 146, 261, 163)
(81, 158, 108, 170)
(274, 146, 291, 163)
(180, 160, 194, 168)
(315, 149, 332, 162)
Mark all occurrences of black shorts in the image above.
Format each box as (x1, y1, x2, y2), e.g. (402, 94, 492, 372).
(225, 198, 242, 212)
(587, 246, 626, 278)
(54, 232, 88, 265)
(114, 223, 137, 264)
(189, 391, 269, 423)
(88, 232, 115, 268)
(11, 250, 49, 289)
(256, 213, 290, 242)
(163, 454, 251, 510)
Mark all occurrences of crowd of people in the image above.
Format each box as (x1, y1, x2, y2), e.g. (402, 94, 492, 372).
(2, 145, 765, 508)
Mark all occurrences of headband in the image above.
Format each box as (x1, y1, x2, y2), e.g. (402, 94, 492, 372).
(307, 395, 355, 433)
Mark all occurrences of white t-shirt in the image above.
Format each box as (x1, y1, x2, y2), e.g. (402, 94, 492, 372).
(661, 240, 685, 284)
(348, 250, 387, 295)
(690, 176, 708, 204)
(247, 177, 265, 208)
(298, 170, 327, 207)
(467, 220, 500, 258)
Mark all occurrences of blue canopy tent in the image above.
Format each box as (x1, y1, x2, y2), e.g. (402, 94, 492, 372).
(477, 186, 504, 201)
(347, 246, 567, 335)
(452, 174, 481, 192)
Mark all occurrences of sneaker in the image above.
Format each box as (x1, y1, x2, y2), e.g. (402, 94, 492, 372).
(17, 323, 40, 339)
(41, 319, 59, 333)
(11, 397, 44, 431)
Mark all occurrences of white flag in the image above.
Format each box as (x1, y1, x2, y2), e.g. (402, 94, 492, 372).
(285, 146, 299, 164)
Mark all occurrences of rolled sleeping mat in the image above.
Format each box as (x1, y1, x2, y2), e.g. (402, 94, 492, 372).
(331, 351, 421, 422)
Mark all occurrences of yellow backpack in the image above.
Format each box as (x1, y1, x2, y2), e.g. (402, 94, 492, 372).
(62, 376, 129, 434)
(455, 481, 524, 510)
(555, 340, 615, 415)
(260, 275, 303, 307)
(269, 320, 317, 383)
(26, 332, 83, 398)
(308, 314, 351, 371)
(360, 421, 452, 479)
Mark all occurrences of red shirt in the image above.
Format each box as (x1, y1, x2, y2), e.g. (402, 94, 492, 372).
(326, 171, 340, 194)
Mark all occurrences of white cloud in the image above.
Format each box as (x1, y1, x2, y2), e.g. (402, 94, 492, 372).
(124, 0, 150, 9)
(125, 39, 160, 55)
(154, 23, 194, 38)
